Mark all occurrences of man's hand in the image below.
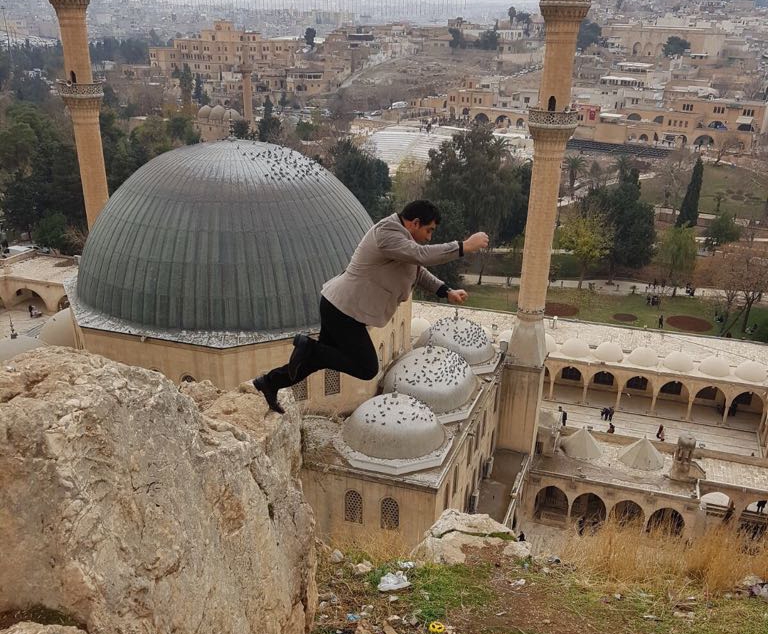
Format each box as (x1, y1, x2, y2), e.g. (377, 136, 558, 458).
(447, 289, 468, 304)
(463, 232, 489, 254)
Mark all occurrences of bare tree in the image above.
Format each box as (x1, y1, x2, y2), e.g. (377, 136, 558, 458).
(711, 244, 768, 334)
(657, 149, 694, 210)
(713, 134, 743, 166)
(742, 75, 766, 101)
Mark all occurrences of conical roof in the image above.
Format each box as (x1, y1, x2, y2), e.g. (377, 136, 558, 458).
(618, 437, 664, 471)
(560, 427, 602, 460)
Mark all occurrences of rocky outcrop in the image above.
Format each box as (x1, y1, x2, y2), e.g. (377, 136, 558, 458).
(0, 348, 316, 634)
(0, 624, 86, 634)
(412, 509, 531, 565)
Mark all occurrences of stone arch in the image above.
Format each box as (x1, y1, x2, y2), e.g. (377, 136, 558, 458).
(700, 491, 733, 517)
(731, 390, 764, 430)
(708, 120, 726, 130)
(547, 96, 556, 112)
(653, 115, 664, 124)
(618, 374, 653, 414)
(643, 43, 654, 57)
(462, 107, 470, 116)
(627, 113, 641, 121)
(570, 492, 607, 526)
(655, 43, 664, 56)
(180, 373, 196, 383)
(553, 366, 584, 404)
(654, 380, 689, 418)
(516, 117, 525, 128)
(534, 485, 568, 524)
(449, 106, 456, 118)
(647, 508, 685, 535)
(639, 134, 649, 142)
(586, 370, 617, 408)
(495, 114, 509, 126)
(474, 112, 489, 124)
(691, 385, 727, 424)
(632, 42, 642, 56)
(694, 134, 715, 147)
(610, 500, 645, 526)
(738, 123, 754, 132)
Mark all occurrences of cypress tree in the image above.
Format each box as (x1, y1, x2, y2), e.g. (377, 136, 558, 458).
(676, 157, 704, 227)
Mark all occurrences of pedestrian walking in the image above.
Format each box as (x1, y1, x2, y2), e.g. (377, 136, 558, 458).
(658, 314, 664, 329)
(558, 405, 568, 426)
(656, 424, 665, 441)
(607, 407, 615, 421)
(251, 200, 488, 413)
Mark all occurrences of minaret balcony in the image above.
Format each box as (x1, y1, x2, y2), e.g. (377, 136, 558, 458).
(527, 107, 579, 130)
(57, 80, 104, 99)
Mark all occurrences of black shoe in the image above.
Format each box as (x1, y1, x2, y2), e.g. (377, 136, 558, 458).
(253, 376, 284, 414)
(289, 334, 313, 381)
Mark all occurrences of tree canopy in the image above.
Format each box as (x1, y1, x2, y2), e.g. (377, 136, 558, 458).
(655, 225, 697, 286)
(559, 209, 614, 288)
(329, 139, 392, 221)
(676, 157, 703, 227)
(476, 30, 500, 50)
(663, 36, 690, 57)
(304, 27, 317, 47)
(577, 20, 602, 50)
(704, 211, 741, 251)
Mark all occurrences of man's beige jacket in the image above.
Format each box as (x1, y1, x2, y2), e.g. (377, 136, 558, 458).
(322, 213, 460, 327)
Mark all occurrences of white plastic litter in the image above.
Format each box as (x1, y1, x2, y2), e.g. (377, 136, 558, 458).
(378, 571, 411, 592)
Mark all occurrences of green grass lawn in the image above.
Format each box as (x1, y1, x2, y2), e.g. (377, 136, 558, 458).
(641, 163, 767, 220)
(461, 284, 768, 342)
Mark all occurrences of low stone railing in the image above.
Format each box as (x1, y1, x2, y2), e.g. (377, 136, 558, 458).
(56, 80, 104, 99)
(527, 107, 579, 129)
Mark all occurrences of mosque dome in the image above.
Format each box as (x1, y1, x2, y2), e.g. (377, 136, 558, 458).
(381, 345, 477, 413)
(663, 351, 694, 373)
(197, 105, 212, 119)
(628, 346, 658, 367)
(0, 336, 45, 362)
(343, 393, 446, 460)
(594, 341, 623, 363)
(545, 334, 558, 353)
(224, 108, 242, 121)
(415, 315, 495, 365)
(561, 337, 590, 358)
(39, 309, 76, 347)
(209, 104, 226, 121)
(76, 141, 372, 333)
(411, 317, 431, 339)
(735, 360, 767, 383)
(698, 356, 730, 378)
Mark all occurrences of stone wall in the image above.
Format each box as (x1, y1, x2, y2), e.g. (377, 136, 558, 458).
(0, 347, 316, 634)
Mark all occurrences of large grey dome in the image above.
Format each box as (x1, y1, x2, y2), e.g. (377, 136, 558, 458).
(77, 140, 372, 333)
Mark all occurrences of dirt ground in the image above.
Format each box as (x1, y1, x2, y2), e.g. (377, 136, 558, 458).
(339, 49, 541, 112)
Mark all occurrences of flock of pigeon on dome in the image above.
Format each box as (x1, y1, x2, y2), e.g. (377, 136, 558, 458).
(339, 312, 499, 474)
(235, 142, 325, 184)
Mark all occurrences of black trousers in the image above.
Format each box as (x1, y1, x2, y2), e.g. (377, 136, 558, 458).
(266, 297, 379, 390)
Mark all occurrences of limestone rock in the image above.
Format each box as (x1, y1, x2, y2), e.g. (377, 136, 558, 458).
(412, 532, 507, 564)
(0, 624, 86, 634)
(0, 348, 316, 634)
(427, 509, 512, 538)
(178, 378, 222, 410)
(502, 540, 532, 560)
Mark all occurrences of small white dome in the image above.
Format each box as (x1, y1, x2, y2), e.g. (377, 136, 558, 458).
(594, 341, 623, 363)
(628, 346, 658, 367)
(663, 351, 694, 372)
(411, 317, 431, 339)
(735, 360, 767, 383)
(39, 308, 76, 347)
(698, 356, 730, 378)
(224, 108, 242, 121)
(0, 336, 46, 362)
(415, 316, 495, 365)
(381, 345, 476, 413)
(545, 334, 558, 353)
(209, 105, 226, 121)
(498, 329, 513, 344)
(561, 337, 590, 358)
(197, 105, 212, 119)
(343, 393, 446, 460)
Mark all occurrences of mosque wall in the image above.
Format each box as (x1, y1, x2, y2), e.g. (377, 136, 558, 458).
(78, 301, 411, 413)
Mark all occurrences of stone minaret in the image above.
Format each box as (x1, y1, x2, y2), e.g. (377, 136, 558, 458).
(239, 44, 254, 124)
(49, 0, 109, 229)
(499, 0, 591, 454)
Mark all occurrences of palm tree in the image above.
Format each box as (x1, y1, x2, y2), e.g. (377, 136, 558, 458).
(613, 154, 635, 184)
(564, 154, 586, 198)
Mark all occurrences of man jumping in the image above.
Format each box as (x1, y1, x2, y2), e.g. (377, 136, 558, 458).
(252, 199, 489, 413)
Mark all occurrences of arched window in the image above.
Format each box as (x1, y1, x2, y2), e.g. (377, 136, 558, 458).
(547, 95, 556, 111)
(70, 70, 77, 84)
(344, 490, 363, 524)
(380, 497, 399, 529)
(180, 374, 196, 383)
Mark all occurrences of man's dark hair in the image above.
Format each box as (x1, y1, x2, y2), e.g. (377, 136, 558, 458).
(399, 200, 441, 225)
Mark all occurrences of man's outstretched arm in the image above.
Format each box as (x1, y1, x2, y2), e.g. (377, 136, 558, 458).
(375, 227, 489, 266)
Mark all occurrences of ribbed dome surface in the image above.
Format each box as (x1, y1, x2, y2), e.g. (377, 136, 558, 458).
(77, 141, 372, 332)
(381, 345, 476, 413)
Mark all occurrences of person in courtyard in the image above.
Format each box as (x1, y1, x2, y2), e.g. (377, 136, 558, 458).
(558, 406, 567, 426)
(600, 407, 608, 420)
(757, 500, 767, 514)
(607, 406, 615, 421)
(658, 314, 664, 329)
(656, 424, 665, 441)
(251, 200, 489, 413)
(607, 422, 615, 434)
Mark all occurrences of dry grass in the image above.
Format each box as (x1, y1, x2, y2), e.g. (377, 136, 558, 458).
(326, 529, 411, 566)
(562, 518, 768, 594)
